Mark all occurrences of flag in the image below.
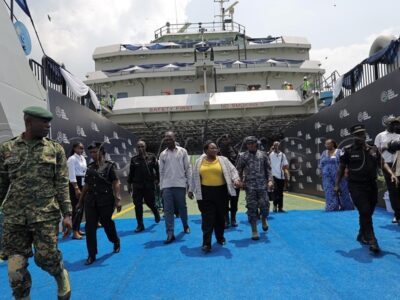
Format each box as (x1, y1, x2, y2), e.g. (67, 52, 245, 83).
(15, 0, 31, 17)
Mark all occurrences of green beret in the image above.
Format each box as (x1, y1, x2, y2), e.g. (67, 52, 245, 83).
(23, 106, 53, 120)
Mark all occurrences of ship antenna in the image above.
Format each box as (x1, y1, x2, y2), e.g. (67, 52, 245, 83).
(214, 0, 229, 25)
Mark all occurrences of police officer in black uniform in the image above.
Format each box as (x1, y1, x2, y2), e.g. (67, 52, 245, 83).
(335, 124, 398, 254)
(78, 142, 122, 265)
(128, 140, 161, 233)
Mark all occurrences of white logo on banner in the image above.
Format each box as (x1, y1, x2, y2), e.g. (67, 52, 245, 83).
(381, 89, 398, 102)
(298, 169, 304, 176)
(291, 176, 296, 182)
(121, 142, 126, 150)
(326, 124, 334, 133)
(105, 153, 111, 160)
(315, 137, 322, 145)
(315, 153, 321, 160)
(339, 109, 350, 119)
(76, 126, 86, 137)
(128, 152, 133, 158)
(114, 147, 120, 155)
(115, 162, 120, 169)
(113, 131, 119, 139)
(305, 134, 311, 140)
(284, 148, 289, 154)
(306, 148, 312, 154)
(298, 157, 303, 163)
(123, 185, 128, 192)
(55, 106, 69, 120)
(298, 183, 304, 190)
(306, 176, 313, 183)
(91, 122, 99, 132)
(306, 162, 312, 168)
(291, 152, 295, 158)
(56, 131, 70, 144)
(316, 168, 321, 176)
(314, 122, 322, 130)
(297, 144, 303, 150)
(284, 137, 289, 142)
(290, 140, 295, 146)
(357, 111, 371, 122)
(340, 128, 351, 137)
(104, 136, 110, 144)
(297, 131, 302, 137)
(123, 171, 127, 177)
(317, 184, 323, 192)
(122, 157, 127, 163)
(290, 163, 296, 170)
(128, 139, 132, 145)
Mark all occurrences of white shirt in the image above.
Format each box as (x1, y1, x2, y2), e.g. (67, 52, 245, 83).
(67, 153, 87, 183)
(269, 151, 288, 179)
(374, 130, 400, 163)
(159, 146, 192, 189)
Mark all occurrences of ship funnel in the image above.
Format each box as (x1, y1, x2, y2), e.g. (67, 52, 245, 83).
(369, 34, 397, 56)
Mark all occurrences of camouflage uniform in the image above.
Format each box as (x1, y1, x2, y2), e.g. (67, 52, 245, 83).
(0, 134, 71, 299)
(236, 150, 273, 223)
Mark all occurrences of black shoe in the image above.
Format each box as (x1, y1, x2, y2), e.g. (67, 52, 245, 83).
(164, 235, 175, 244)
(184, 226, 191, 234)
(202, 245, 212, 253)
(134, 225, 145, 233)
(231, 219, 238, 227)
(155, 212, 161, 223)
(356, 233, 368, 245)
(273, 206, 278, 213)
(113, 240, 121, 253)
(85, 256, 96, 265)
(369, 241, 381, 254)
(217, 237, 226, 245)
(278, 208, 286, 213)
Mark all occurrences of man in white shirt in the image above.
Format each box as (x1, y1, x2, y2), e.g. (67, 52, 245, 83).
(375, 116, 400, 223)
(159, 131, 192, 244)
(269, 141, 289, 212)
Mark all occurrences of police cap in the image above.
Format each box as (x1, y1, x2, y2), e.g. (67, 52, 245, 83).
(350, 124, 366, 134)
(87, 141, 103, 150)
(23, 106, 53, 120)
(245, 136, 258, 144)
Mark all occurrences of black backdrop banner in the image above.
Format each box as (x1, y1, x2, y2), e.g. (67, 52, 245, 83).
(48, 88, 138, 200)
(282, 69, 400, 200)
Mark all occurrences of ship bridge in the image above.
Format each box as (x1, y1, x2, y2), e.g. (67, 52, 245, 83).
(106, 89, 317, 152)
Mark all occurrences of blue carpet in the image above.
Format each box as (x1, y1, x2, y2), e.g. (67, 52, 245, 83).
(1, 209, 400, 299)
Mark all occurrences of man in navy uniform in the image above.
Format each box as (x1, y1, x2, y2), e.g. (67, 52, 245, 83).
(335, 124, 398, 254)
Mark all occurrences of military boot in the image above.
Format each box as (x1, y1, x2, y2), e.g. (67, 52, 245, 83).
(55, 268, 71, 300)
(261, 216, 269, 232)
(251, 222, 259, 240)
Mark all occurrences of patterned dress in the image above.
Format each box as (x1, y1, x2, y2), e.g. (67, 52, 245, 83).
(319, 149, 354, 211)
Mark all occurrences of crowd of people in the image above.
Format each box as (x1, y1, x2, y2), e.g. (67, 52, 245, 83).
(1, 106, 400, 299)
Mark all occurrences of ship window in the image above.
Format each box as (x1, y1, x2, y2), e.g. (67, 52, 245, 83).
(174, 88, 186, 95)
(224, 86, 236, 92)
(116, 92, 128, 99)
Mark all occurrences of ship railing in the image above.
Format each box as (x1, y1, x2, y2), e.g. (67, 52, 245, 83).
(28, 56, 98, 112)
(154, 21, 245, 39)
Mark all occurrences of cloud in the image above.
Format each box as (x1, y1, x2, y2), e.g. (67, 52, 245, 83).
(25, 0, 190, 79)
(311, 28, 399, 78)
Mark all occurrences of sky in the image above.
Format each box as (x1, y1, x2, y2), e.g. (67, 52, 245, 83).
(8, 0, 400, 80)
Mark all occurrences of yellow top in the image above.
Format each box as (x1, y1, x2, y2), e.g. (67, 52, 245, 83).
(200, 158, 226, 186)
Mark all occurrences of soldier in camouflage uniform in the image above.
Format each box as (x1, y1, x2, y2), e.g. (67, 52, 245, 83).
(237, 136, 274, 240)
(0, 106, 72, 300)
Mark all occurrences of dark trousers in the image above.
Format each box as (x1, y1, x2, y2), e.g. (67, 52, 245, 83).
(348, 182, 378, 241)
(69, 176, 84, 231)
(197, 185, 228, 247)
(226, 188, 240, 221)
(273, 177, 285, 209)
(383, 168, 400, 220)
(132, 187, 159, 226)
(85, 202, 119, 258)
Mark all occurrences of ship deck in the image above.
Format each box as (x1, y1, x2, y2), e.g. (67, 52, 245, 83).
(1, 194, 400, 299)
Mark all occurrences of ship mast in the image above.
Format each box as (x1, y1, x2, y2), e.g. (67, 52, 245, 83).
(214, 0, 239, 31)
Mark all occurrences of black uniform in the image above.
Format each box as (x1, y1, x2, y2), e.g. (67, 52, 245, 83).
(340, 143, 381, 243)
(84, 160, 120, 258)
(127, 153, 160, 228)
(219, 144, 240, 226)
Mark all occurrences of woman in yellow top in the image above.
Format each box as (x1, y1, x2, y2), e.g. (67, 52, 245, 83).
(189, 141, 240, 253)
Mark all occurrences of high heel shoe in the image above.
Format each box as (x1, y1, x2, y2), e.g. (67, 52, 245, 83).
(85, 256, 96, 265)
